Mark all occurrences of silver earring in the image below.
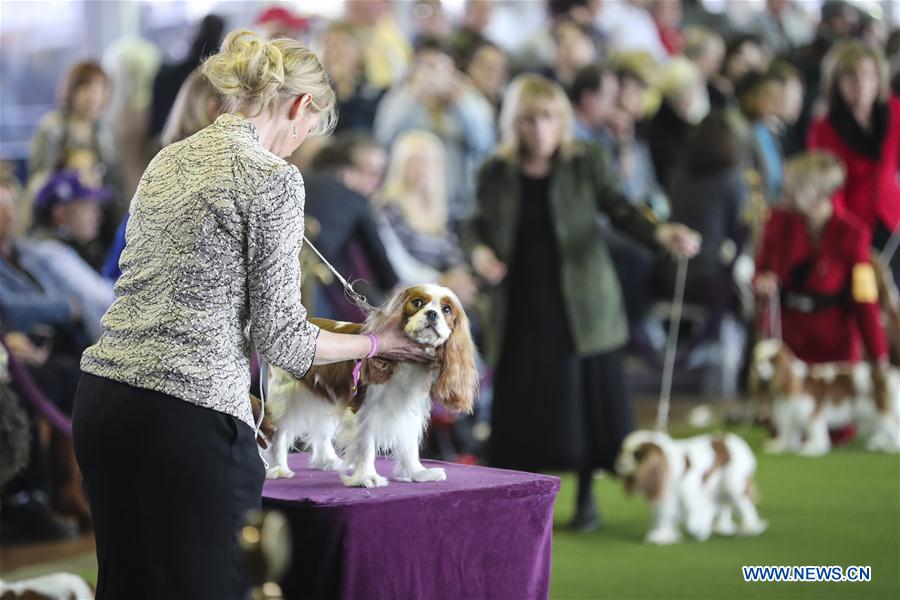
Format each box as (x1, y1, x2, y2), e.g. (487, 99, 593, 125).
(292, 122, 298, 138)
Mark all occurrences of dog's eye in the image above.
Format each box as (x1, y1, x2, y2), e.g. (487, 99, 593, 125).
(411, 298, 423, 309)
(442, 304, 452, 315)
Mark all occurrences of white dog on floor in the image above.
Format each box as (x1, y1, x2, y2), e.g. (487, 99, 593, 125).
(262, 284, 477, 488)
(617, 431, 767, 545)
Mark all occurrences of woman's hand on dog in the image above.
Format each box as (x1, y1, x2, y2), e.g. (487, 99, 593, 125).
(374, 315, 437, 363)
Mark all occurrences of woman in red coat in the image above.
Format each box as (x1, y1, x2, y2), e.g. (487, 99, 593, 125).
(807, 41, 900, 278)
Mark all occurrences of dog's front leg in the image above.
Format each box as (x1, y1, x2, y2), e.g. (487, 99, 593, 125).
(799, 411, 830, 456)
(681, 477, 715, 541)
(645, 493, 681, 545)
(765, 398, 800, 453)
(341, 434, 388, 488)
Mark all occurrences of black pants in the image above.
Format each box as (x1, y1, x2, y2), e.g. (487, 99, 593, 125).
(73, 373, 265, 600)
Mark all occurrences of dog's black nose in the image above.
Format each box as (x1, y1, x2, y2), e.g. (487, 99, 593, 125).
(425, 310, 438, 322)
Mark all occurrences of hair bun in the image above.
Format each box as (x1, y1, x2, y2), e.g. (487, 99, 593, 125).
(202, 29, 285, 104)
(199, 27, 337, 136)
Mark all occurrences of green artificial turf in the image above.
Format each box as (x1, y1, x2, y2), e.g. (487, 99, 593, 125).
(549, 426, 900, 600)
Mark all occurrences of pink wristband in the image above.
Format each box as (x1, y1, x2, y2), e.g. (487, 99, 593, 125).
(365, 333, 379, 359)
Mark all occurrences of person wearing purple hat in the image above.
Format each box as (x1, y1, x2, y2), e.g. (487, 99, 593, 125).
(32, 171, 109, 271)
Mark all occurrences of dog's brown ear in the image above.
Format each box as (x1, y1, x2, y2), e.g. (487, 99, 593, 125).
(773, 345, 802, 395)
(430, 308, 478, 413)
(632, 443, 668, 503)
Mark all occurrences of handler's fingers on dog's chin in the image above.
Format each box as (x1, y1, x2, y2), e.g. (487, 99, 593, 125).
(394, 346, 435, 363)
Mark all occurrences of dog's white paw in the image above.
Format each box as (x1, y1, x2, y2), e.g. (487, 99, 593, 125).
(310, 456, 345, 471)
(411, 467, 446, 483)
(686, 524, 712, 542)
(713, 519, 737, 537)
(764, 438, 790, 454)
(798, 442, 829, 457)
(266, 465, 295, 479)
(645, 528, 681, 545)
(866, 430, 900, 453)
(739, 519, 768, 537)
(342, 472, 389, 488)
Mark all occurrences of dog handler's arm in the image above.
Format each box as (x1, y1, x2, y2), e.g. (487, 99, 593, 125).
(313, 327, 433, 365)
(246, 166, 322, 379)
(247, 166, 432, 373)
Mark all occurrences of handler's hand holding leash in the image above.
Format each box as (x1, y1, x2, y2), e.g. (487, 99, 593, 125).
(655, 223, 702, 259)
(653, 223, 703, 432)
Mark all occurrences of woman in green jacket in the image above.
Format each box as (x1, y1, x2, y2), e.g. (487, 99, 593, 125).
(469, 75, 699, 531)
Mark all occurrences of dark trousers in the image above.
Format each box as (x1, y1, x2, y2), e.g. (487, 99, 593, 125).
(73, 373, 265, 600)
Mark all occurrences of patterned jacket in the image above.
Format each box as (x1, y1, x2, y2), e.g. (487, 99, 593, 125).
(81, 114, 319, 428)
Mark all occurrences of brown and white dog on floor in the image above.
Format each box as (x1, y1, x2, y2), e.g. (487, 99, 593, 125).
(617, 431, 767, 545)
(750, 340, 900, 456)
(262, 284, 478, 488)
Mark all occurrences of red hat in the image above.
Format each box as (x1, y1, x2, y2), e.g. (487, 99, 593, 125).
(255, 6, 309, 31)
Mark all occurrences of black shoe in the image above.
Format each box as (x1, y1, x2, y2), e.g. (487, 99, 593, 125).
(569, 505, 601, 533)
(0, 492, 78, 544)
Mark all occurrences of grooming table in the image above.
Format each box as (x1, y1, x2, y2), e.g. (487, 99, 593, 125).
(262, 453, 560, 599)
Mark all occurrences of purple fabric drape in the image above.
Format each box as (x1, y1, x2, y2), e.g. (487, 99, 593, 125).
(263, 453, 559, 600)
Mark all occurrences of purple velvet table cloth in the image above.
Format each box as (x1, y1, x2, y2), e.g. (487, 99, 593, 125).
(262, 453, 560, 600)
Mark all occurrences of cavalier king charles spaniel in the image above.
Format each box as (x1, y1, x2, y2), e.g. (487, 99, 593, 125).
(750, 340, 900, 456)
(617, 431, 767, 545)
(263, 284, 478, 488)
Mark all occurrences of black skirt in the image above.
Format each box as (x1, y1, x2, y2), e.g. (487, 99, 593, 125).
(73, 373, 265, 600)
(488, 174, 633, 473)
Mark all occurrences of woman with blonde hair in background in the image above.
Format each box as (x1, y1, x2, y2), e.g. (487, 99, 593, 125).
(647, 56, 711, 190)
(320, 20, 386, 133)
(73, 29, 433, 599)
(160, 68, 223, 147)
(470, 74, 700, 532)
(102, 37, 161, 201)
(808, 41, 900, 281)
(376, 129, 477, 305)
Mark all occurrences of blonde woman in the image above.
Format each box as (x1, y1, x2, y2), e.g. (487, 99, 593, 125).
(648, 56, 710, 189)
(469, 74, 699, 532)
(73, 30, 431, 599)
(377, 130, 475, 303)
(160, 68, 222, 147)
(808, 41, 900, 279)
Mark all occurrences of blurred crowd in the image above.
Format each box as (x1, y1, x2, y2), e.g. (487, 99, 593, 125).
(2, 0, 899, 541)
